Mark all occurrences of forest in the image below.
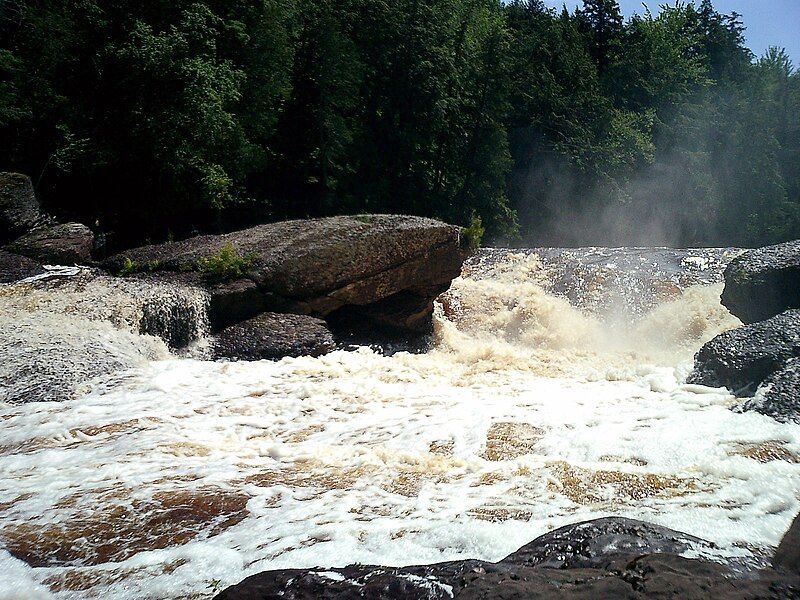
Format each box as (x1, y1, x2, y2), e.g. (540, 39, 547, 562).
(1, 0, 798, 249)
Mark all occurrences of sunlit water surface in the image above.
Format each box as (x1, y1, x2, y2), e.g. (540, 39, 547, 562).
(2, 248, 799, 599)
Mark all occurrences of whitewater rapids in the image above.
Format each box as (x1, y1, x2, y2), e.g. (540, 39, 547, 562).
(1, 248, 800, 599)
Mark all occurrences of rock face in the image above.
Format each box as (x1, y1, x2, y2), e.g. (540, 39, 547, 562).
(775, 512, 800, 574)
(6, 222, 94, 265)
(688, 309, 800, 395)
(0, 250, 43, 283)
(212, 312, 335, 361)
(104, 215, 467, 334)
(739, 358, 800, 423)
(503, 517, 716, 569)
(722, 240, 800, 324)
(0, 173, 43, 243)
(213, 517, 800, 600)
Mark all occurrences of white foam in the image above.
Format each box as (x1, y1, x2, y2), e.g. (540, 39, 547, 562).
(1, 249, 797, 599)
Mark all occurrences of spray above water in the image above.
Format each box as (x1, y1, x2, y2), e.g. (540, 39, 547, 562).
(433, 249, 741, 378)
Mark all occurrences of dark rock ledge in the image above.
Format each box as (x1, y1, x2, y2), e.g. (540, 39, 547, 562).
(214, 516, 800, 599)
(722, 239, 800, 325)
(691, 238, 800, 422)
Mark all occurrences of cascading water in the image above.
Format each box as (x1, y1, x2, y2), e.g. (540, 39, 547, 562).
(1, 249, 799, 600)
(0, 269, 210, 404)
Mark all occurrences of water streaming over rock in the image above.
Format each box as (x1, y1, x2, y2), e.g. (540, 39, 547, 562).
(0, 268, 209, 403)
(1, 248, 799, 600)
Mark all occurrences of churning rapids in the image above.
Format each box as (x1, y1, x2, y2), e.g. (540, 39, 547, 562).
(2, 248, 800, 599)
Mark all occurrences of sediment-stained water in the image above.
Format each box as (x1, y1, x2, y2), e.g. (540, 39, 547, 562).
(2, 248, 800, 599)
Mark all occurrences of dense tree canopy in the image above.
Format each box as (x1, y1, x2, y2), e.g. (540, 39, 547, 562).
(0, 0, 798, 248)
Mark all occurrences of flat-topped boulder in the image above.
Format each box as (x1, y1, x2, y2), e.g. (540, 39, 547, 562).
(6, 222, 94, 265)
(0, 173, 44, 243)
(722, 239, 800, 324)
(213, 516, 800, 599)
(105, 215, 468, 333)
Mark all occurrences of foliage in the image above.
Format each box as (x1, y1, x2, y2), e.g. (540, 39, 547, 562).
(197, 243, 254, 281)
(117, 257, 137, 277)
(462, 213, 485, 251)
(0, 0, 798, 247)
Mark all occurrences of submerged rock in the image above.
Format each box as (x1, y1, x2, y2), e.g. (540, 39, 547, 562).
(214, 517, 800, 600)
(0, 250, 43, 283)
(104, 215, 468, 334)
(0, 172, 44, 243)
(722, 239, 800, 324)
(688, 309, 800, 395)
(6, 222, 94, 265)
(740, 358, 800, 423)
(212, 312, 335, 361)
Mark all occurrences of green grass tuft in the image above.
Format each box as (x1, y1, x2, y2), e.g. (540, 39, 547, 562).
(198, 242, 255, 282)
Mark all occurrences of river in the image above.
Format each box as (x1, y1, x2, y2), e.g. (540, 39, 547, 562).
(2, 247, 799, 598)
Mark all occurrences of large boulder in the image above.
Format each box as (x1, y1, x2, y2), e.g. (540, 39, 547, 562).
(104, 215, 468, 333)
(6, 222, 94, 264)
(0, 250, 43, 283)
(0, 173, 43, 243)
(503, 517, 716, 569)
(212, 312, 335, 361)
(722, 240, 800, 324)
(213, 517, 800, 600)
(740, 358, 800, 423)
(688, 309, 800, 395)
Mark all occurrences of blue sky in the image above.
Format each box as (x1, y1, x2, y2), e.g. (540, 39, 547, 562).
(540, 0, 800, 64)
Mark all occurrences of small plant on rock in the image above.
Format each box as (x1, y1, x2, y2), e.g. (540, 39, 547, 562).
(198, 242, 255, 282)
(462, 212, 484, 251)
(117, 257, 137, 276)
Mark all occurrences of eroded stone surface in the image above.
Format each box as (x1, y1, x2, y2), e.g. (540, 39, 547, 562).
(688, 309, 800, 395)
(722, 239, 800, 324)
(212, 312, 335, 361)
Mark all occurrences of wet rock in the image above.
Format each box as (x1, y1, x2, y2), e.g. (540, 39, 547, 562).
(212, 312, 335, 361)
(775, 511, 800, 574)
(0, 250, 43, 283)
(213, 517, 800, 600)
(740, 358, 800, 423)
(688, 310, 800, 395)
(0, 172, 43, 243)
(104, 215, 467, 334)
(208, 278, 267, 330)
(503, 517, 716, 569)
(6, 222, 94, 264)
(722, 239, 800, 324)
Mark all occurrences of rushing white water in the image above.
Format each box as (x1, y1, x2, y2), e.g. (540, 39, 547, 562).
(2, 248, 800, 599)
